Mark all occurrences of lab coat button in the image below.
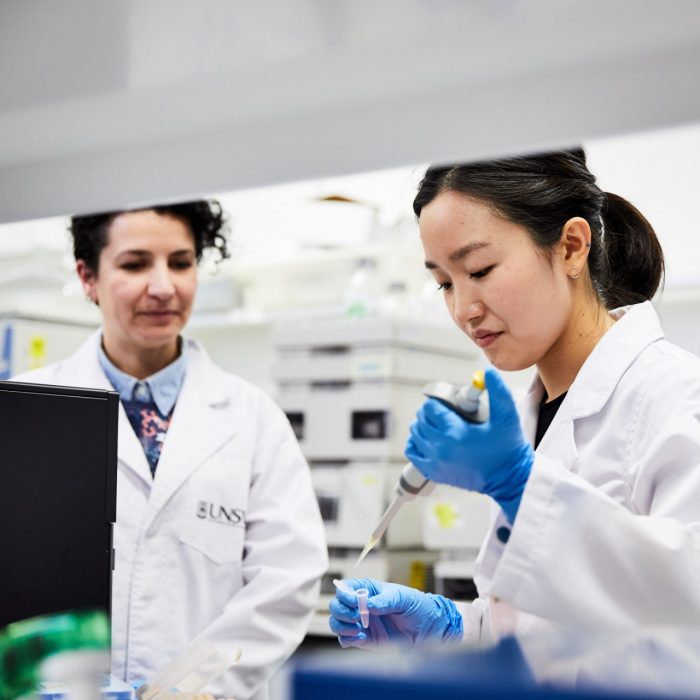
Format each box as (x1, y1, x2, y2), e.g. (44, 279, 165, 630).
(496, 526, 511, 544)
(133, 382, 151, 402)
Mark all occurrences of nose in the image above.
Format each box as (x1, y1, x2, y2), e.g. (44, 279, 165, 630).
(453, 287, 485, 328)
(146, 261, 176, 299)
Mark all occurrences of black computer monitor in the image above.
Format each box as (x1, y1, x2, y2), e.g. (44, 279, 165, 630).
(0, 380, 118, 629)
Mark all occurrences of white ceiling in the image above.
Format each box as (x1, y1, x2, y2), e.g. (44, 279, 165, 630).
(2, 120, 700, 296)
(2, 1, 700, 222)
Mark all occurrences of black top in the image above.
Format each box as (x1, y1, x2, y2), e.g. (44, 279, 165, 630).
(497, 390, 568, 546)
(534, 391, 567, 449)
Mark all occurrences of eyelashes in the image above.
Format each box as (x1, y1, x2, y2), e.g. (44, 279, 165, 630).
(119, 260, 194, 272)
(436, 265, 495, 291)
(469, 265, 494, 279)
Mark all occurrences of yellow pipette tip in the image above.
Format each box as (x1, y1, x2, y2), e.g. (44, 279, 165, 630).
(472, 370, 485, 390)
(355, 536, 378, 568)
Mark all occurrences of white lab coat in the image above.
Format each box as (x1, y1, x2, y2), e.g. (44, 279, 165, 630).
(458, 301, 700, 642)
(15, 331, 328, 700)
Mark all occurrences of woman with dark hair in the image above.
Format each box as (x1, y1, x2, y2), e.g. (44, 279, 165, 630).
(330, 149, 700, 647)
(15, 201, 327, 699)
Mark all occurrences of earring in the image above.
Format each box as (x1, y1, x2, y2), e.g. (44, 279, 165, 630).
(568, 267, 580, 279)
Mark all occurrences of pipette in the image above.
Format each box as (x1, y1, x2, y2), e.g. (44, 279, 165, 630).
(355, 370, 488, 567)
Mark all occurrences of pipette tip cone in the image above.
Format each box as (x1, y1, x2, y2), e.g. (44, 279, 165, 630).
(354, 536, 377, 568)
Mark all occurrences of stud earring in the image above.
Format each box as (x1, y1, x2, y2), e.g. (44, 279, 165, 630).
(585, 242, 591, 248)
(568, 267, 580, 279)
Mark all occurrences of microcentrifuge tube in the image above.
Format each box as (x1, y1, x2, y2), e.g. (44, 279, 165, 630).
(355, 588, 369, 628)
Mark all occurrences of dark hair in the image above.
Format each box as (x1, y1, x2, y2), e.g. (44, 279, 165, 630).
(71, 199, 230, 272)
(413, 149, 664, 309)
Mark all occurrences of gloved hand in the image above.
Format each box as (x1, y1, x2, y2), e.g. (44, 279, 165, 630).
(405, 368, 534, 524)
(328, 578, 462, 649)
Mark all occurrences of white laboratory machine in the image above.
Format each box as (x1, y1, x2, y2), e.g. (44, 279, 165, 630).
(0, 315, 96, 380)
(271, 315, 492, 632)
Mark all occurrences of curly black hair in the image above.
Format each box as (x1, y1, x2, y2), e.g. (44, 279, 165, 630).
(70, 199, 231, 272)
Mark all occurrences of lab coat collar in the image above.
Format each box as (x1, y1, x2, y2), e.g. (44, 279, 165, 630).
(62, 330, 154, 485)
(61, 331, 236, 497)
(522, 301, 665, 431)
(97, 338, 188, 417)
(140, 337, 236, 535)
(561, 301, 664, 419)
(480, 303, 666, 593)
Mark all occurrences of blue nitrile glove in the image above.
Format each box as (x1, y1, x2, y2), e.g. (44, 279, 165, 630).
(328, 578, 462, 650)
(405, 368, 534, 524)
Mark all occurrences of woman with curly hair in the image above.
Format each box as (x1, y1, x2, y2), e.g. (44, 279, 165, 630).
(16, 201, 327, 700)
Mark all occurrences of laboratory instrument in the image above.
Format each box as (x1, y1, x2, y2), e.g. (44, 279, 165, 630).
(273, 316, 479, 550)
(272, 316, 471, 462)
(0, 315, 95, 379)
(271, 316, 488, 634)
(356, 371, 487, 567)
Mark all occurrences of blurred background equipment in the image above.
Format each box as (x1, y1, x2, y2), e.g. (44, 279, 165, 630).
(270, 315, 492, 634)
(0, 610, 113, 700)
(0, 316, 94, 379)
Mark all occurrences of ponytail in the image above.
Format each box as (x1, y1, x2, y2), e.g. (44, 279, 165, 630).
(597, 193, 664, 309)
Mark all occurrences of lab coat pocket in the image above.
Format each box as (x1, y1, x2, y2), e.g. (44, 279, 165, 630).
(179, 521, 245, 566)
(174, 477, 249, 609)
(178, 521, 246, 614)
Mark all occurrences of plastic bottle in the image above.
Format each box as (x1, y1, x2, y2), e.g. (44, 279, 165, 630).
(342, 257, 379, 318)
(378, 280, 410, 318)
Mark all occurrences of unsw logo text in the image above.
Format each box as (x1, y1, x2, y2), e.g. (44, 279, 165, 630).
(197, 501, 246, 527)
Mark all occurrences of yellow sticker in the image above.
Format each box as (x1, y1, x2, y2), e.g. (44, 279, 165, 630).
(28, 335, 47, 369)
(433, 503, 458, 529)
